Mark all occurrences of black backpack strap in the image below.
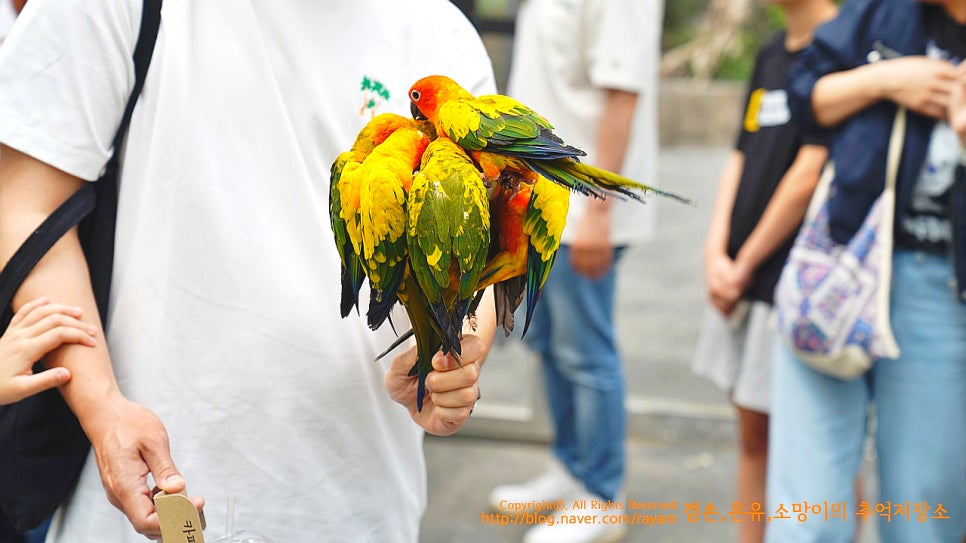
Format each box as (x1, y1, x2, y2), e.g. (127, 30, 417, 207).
(0, 188, 95, 319)
(0, 0, 162, 329)
(103, 0, 162, 179)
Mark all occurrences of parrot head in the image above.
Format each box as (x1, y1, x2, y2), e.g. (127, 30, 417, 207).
(408, 75, 473, 127)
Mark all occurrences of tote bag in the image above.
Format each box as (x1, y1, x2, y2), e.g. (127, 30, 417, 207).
(773, 108, 905, 379)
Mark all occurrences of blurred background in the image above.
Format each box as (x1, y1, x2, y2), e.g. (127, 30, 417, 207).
(421, 2, 882, 542)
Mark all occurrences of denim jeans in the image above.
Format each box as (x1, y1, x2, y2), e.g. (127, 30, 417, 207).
(767, 250, 966, 542)
(524, 245, 625, 502)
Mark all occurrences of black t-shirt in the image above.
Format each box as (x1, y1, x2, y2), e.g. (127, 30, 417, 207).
(895, 5, 966, 253)
(728, 33, 825, 304)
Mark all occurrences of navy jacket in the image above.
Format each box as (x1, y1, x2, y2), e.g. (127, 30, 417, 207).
(788, 0, 966, 303)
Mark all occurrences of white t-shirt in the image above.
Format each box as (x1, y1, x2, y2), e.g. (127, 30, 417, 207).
(506, 0, 663, 246)
(0, 1, 494, 542)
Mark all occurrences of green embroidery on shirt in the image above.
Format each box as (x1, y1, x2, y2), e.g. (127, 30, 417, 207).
(359, 76, 390, 118)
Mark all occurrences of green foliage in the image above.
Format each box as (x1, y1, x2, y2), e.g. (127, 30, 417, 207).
(662, 0, 710, 50)
(662, 1, 786, 81)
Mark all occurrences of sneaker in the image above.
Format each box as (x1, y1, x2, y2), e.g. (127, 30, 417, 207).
(488, 457, 581, 514)
(523, 491, 627, 543)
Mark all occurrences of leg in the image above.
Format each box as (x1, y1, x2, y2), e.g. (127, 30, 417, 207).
(529, 245, 626, 501)
(874, 252, 966, 543)
(735, 406, 768, 543)
(766, 342, 868, 543)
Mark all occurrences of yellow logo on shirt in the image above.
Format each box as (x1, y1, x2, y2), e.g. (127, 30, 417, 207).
(743, 88, 791, 133)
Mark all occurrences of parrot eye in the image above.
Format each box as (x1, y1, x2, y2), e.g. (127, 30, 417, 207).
(410, 89, 421, 101)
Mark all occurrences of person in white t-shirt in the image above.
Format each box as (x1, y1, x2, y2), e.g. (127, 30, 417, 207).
(0, 1, 496, 541)
(487, 1, 663, 542)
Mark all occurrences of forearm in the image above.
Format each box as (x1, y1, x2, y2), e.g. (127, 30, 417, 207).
(734, 145, 827, 273)
(704, 150, 744, 258)
(0, 146, 122, 433)
(596, 88, 638, 174)
(812, 63, 887, 127)
(588, 89, 639, 221)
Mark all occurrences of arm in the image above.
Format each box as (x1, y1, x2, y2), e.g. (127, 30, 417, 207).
(731, 144, 829, 291)
(570, 88, 638, 279)
(385, 289, 496, 436)
(812, 57, 957, 126)
(0, 146, 201, 537)
(703, 150, 745, 315)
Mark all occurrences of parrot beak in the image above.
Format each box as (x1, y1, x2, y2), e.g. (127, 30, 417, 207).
(411, 102, 427, 121)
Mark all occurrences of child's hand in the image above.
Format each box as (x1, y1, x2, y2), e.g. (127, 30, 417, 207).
(0, 297, 97, 405)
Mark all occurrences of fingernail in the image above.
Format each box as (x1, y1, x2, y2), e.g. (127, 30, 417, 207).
(165, 475, 184, 486)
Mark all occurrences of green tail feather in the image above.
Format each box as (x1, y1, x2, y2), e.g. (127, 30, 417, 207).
(525, 158, 694, 205)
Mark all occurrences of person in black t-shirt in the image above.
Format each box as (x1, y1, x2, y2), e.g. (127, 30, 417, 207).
(691, 1, 837, 542)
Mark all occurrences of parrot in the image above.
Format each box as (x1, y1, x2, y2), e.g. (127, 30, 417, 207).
(407, 137, 491, 358)
(396, 269, 444, 412)
(477, 171, 570, 337)
(341, 127, 431, 331)
(330, 113, 432, 318)
(407, 74, 692, 205)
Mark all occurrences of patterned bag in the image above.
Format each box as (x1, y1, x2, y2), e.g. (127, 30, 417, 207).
(774, 109, 905, 379)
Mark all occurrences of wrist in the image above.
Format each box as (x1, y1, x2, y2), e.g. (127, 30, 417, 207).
(72, 385, 127, 440)
(858, 62, 891, 102)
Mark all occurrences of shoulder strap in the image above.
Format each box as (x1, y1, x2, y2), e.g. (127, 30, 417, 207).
(105, 0, 163, 178)
(0, 0, 163, 329)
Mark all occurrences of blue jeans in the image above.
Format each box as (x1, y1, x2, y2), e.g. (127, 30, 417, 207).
(524, 245, 625, 502)
(767, 251, 966, 542)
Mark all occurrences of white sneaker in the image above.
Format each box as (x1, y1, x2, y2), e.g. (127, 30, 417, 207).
(523, 491, 627, 543)
(488, 457, 581, 514)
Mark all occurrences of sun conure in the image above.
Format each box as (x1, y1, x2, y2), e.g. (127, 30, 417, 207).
(330, 113, 432, 318)
(478, 171, 569, 337)
(407, 137, 490, 357)
(407, 74, 692, 205)
(339, 126, 430, 330)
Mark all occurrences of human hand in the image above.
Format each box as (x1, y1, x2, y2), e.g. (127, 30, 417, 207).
(879, 56, 957, 120)
(0, 297, 97, 405)
(385, 333, 485, 436)
(88, 396, 204, 539)
(705, 252, 743, 315)
(569, 203, 614, 280)
(949, 64, 966, 149)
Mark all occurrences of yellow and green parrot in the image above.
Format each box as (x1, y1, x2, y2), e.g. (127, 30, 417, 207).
(330, 113, 430, 318)
(478, 171, 570, 337)
(407, 74, 692, 205)
(343, 127, 431, 330)
(407, 137, 491, 357)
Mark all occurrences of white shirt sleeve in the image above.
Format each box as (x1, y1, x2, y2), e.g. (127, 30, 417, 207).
(0, 0, 141, 180)
(585, 0, 657, 93)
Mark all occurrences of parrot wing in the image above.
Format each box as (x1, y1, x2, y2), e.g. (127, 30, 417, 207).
(358, 128, 430, 330)
(329, 152, 366, 318)
(407, 138, 490, 356)
(518, 176, 570, 336)
(438, 95, 584, 160)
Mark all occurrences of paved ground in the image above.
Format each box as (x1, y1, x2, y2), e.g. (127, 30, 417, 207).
(418, 146, 882, 543)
